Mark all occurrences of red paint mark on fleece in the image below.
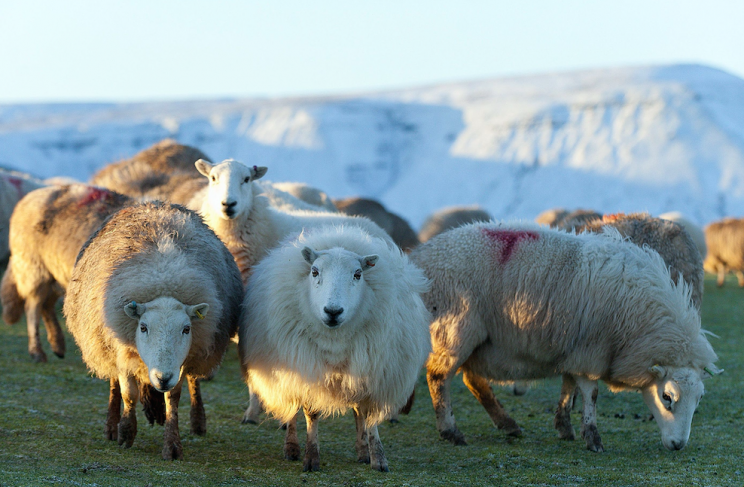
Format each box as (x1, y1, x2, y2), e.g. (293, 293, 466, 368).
(482, 228, 539, 264)
(602, 213, 625, 222)
(78, 187, 113, 207)
(7, 177, 24, 198)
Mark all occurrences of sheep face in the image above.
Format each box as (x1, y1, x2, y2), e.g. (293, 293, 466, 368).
(195, 158, 268, 221)
(641, 365, 707, 451)
(124, 296, 209, 392)
(301, 247, 379, 328)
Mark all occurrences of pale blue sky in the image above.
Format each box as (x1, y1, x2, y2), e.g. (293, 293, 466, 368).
(1, 1, 742, 103)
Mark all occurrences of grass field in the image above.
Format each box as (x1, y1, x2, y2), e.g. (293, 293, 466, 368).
(0, 274, 742, 487)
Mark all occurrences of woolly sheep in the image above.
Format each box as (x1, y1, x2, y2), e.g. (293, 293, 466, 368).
(89, 139, 211, 200)
(63, 201, 243, 460)
(553, 209, 602, 231)
(418, 205, 492, 243)
(239, 225, 431, 471)
(703, 217, 744, 287)
(409, 221, 720, 452)
(334, 197, 419, 251)
(269, 181, 337, 212)
(660, 211, 707, 259)
(1, 169, 46, 262)
(1, 184, 132, 362)
(534, 208, 569, 226)
(575, 212, 704, 310)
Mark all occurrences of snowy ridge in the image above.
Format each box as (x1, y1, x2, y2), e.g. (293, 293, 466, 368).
(1, 64, 744, 228)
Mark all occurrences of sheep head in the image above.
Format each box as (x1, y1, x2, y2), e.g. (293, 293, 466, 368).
(195, 158, 268, 221)
(301, 246, 378, 328)
(124, 296, 209, 392)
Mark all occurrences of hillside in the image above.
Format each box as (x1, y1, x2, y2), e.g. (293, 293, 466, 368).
(2, 64, 744, 228)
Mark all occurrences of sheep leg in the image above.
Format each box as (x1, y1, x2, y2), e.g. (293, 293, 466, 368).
(353, 408, 370, 463)
(105, 378, 122, 441)
(717, 266, 726, 287)
(575, 376, 604, 452)
(554, 374, 576, 440)
(162, 379, 183, 460)
(283, 414, 301, 461)
(302, 410, 320, 472)
(40, 292, 65, 358)
(512, 380, 529, 396)
(187, 375, 206, 436)
(24, 296, 47, 363)
(462, 369, 522, 437)
(241, 389, 264, 424)
(363, 411, 389, 472)
(737, 270, 744, 287)
(117, 375, 139, 448)
(427, 369, 467, 445)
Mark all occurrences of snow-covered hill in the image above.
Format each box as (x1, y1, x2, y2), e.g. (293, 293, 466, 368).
(2, 64, 744, 228)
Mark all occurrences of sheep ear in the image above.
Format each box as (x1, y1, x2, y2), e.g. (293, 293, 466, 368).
(252, 165, 268, 180)
(649, 365, 667, 379)
(195, 159, 213, 177)
(702, 365, 724, 379)
(360, 254, 379, 271)
(124, 301, 146, 320)
(302, 247, 318, 265)
(186, 303, 209, 320)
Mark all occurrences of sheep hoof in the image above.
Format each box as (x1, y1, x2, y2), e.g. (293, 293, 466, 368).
(190, 410, 206, 436)
(104, 422, 118, 441)
(51, 340, 65, 359)
(302, 455, 320, 472)
(498, 418, 522, 437)
(582, 425, 604, 452)
(356, 446, 370, 464)
(440, 428, 467, 446)
(117, 418, 136, 448)
(30, 351, 47, 363)
(162, 440, 183, 460)
(284, 441, 301, 461)
(371, 460, 389, 472)
(553, 410, 574, 440)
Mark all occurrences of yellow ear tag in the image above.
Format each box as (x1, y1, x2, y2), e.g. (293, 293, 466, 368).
(195, 309, 205, 320)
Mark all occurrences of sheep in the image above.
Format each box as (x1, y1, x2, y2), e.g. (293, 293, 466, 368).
(1, 169, 46, 263)
(89, 139, 211, 200)
(534, 208, 569, 226)
(63, 201, 243, 460)
(418, 205, 492, 243)
(660, 211, 707, 259)
(269, 181, 337, 212)
(0, 184, 133, 362)
(574, 212, 704, 311)
(703, 217, 744, 287)
(409, 221, 721, 452)
(258, 181, 338, 214)
(553, 209, 603, 231)
(333, 197, 419, 251)
(239, 225, 431, 472)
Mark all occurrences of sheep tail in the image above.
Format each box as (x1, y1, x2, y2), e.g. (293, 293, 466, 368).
(1, 265, 24, 324)
(139, 382, 166, 426)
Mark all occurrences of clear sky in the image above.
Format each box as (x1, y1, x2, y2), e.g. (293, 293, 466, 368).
(1, 0, 742, 103)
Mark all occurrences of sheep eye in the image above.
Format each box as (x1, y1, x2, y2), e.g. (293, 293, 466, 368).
(353, 269, 362, 280)
(210, 175, 216, 182)
(243, 176, 250, 183)
(662, 392, 671, 402)
(140, 324, 148, 333)
(311, 266, 319, 278)
(183, 325, 191, 335)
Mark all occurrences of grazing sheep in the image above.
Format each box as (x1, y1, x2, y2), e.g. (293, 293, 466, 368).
(418, 205, 492, 243)
(239, 225, 431, 472)
(1, 169, 46, 262)
(575, 213, 704, 310)
(660, 212, 707, 259)
(89, 139, 211, 200)
(0, 184, 133, 362)
(553, 209, 602, 231)
(410, 221, 720, 452)
(703, 217, 744, 287)
(334, 197, 419, 251)
(269, 181, 337, 212)
(63, 201, 243, 460)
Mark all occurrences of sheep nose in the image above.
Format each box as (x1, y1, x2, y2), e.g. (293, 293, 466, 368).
(324, 306, 344, 319)
(222, 200, 237, 208)
(669, 439, 684, 451)
(154, 372, 174, 391)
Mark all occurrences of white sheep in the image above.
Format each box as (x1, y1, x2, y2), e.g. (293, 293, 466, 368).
(63, 201, 243, 460)
(409, 221, 721, 452)
(188, 158, 395, 424)
(266, 181, 337, 212)
(239, 225, 431, 472)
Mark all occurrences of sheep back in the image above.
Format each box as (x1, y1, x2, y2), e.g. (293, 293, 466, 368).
(240, 225, 431, 427)
(64, 201, 243, 382)
(418, 205, 492, 243)
(334, 197, 419, 251)
(411, 221, 716, 391)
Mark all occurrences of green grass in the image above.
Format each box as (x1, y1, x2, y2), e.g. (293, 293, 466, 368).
(1, 274, 742, 486)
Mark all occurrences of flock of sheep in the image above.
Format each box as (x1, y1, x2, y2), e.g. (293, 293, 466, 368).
(0, 138, 736, 472)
